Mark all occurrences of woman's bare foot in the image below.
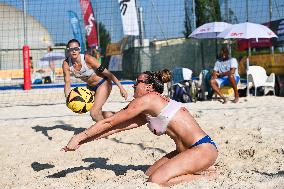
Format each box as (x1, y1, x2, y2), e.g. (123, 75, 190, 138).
(231, 97, 239, 103)
(222, 97, 228, 104)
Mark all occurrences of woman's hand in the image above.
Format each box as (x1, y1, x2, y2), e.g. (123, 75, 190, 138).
(61, 134, 82, 152)
(120, 87, 128, 100)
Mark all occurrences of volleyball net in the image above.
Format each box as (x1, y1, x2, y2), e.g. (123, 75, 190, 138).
(0, 0, 284, 105)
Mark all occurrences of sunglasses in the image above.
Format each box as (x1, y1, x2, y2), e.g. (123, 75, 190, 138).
(67, 47, 81, 52)
(134, 79, 148, 86)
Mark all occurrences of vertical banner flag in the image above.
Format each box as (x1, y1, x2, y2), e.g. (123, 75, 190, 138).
(108, 55, 123, 71)
(80, 0, 98, 47)
(119, 0, 139, 36)
(68, 11, 85, 53)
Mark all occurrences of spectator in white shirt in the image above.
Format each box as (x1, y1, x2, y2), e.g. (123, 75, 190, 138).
(209, 47, 240, 103)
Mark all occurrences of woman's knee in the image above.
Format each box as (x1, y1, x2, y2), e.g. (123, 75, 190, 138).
(147, 171, 170, 185)
(145, 165, 157, 177)
(148, 175, 165, 185)
(209, 79, 216, 87)
(90, 109, 103, 121)
(102, 111, 114, 118)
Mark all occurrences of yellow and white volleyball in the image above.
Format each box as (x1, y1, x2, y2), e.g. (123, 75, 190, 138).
(66, 87, 94, 114)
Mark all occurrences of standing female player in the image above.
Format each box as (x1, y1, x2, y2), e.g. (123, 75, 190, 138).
(62, 39, 128, 121)
(62, 70, 218, 186)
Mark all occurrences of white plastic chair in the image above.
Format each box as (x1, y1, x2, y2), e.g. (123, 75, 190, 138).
(247, 66, 275, 96)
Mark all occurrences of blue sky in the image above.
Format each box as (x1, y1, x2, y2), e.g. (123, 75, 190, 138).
(1, 0, 283, 45)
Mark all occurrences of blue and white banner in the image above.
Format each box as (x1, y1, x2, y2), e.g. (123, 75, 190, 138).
(118, 0, 139, 36)
(108, 55, 122, 71)
(68, 11, 85, 53)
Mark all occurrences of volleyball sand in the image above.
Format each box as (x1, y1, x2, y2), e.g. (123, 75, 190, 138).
(0, 86, 283, 188)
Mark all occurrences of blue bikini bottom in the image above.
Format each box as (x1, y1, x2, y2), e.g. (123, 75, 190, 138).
(87, 76, 108, 91)
(190, 135, 217, 149)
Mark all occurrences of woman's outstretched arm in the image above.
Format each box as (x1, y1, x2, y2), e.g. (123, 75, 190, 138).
(61, 96, 149, 152)
(62, 60, 72, 97)
(80, 113, 147, 143)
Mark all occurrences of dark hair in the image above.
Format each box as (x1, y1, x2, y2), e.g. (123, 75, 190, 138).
(48, 46, 53, 52)
(220, 46, 229, 60)
(143, 69, 171, 94)
(67, 39, 80, 48)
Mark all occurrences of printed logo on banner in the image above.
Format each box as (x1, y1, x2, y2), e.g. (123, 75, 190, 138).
(108, 55, 122, 71)
(118, 0, 139, 36)
(80, 0, 98, 47)
(86, 13, 95, 36)
(119, 0, 130, 15)
(277, 20, 284, 42)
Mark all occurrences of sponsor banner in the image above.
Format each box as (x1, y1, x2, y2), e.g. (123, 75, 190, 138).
(68, 11, 85, 53)
(108, 55, 123, 71)
(273, 19, 284, 46)
(237, 38, 272, 51)
(80, 0, 98, 47)
(118, 0, 139, 36)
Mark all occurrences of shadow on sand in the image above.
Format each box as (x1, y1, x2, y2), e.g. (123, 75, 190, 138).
(46, 157, 150, 178)
(32, 120, 85, 140)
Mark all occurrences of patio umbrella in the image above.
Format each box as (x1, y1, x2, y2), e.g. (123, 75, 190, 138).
(189, 22, 232, 39)
(189, 22, 232, 61)
(38, 52, 65, 69)
(40, 52, 65, 62)
(217, 22, 277, 40)
(217, 22, 278, 96)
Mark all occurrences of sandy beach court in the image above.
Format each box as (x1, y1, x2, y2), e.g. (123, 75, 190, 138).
(0, 87, 283, 188)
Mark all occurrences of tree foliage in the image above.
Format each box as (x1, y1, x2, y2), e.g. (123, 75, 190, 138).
(183, 0, 192, 38)
(97, 22, 111, 55)
(85, 22, 111, 56)
(195, 0, 221, 27)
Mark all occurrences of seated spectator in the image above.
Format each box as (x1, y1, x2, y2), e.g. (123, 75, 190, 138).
(209, 47, 240, 103)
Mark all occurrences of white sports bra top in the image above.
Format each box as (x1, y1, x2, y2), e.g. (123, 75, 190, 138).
(68, 54, 96, 79)
(146, 100, 183, 136)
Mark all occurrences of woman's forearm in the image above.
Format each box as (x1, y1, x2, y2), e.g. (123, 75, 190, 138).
(109, 74, 122, 88)
(83, 119, 114, 139)
(62, 62, 72, 97)
(64, 83, 71, 98)
(76, 119, 115, 146)
(78, 114, 145, 145)
(219, 71, 230, 77)
(102, 70, 122, 87)
(79, 122, 139, 145)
